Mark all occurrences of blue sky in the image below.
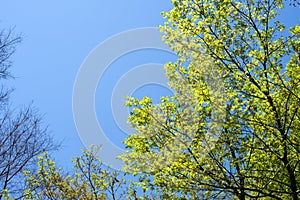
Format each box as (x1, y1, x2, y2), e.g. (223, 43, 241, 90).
(0, 1, 174, 169)
(0, 1, 299, 170)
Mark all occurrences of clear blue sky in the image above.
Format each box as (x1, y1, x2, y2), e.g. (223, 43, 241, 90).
(0, 1, 299, 170)
(0, 1, 174, 169)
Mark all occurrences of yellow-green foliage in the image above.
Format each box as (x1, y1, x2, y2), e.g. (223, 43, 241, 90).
(23, 145, 125, 200)
(121, 0, 300, 199)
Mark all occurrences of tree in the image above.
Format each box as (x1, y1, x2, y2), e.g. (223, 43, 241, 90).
(0, 28, 57, 199)
(22, 145, 127, 200)
(121, 0, 300, 199)
(22, 145, 169, 200)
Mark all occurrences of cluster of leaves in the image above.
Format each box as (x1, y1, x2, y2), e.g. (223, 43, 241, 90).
(19, 145, 126, 200)
(121, 54, 226, 199)
(121, 0, 300, 199)
(19, 145, 164, 200)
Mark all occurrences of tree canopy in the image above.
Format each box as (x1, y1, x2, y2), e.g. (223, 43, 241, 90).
(121, 0, 300, 199)
(22, 145, 126, 200)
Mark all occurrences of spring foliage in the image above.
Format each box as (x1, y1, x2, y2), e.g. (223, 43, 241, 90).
(121, 0, 300, 199)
